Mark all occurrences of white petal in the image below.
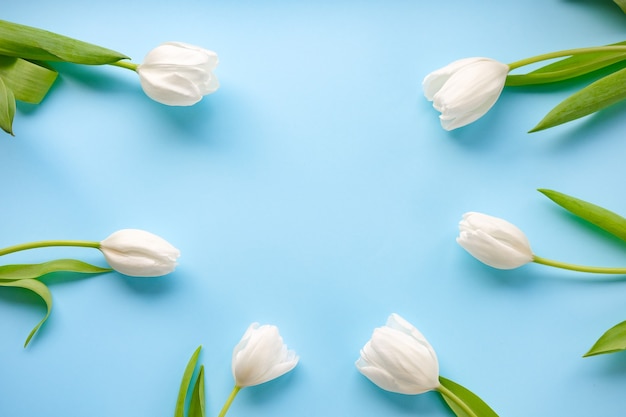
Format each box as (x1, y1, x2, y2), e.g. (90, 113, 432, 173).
(99, 229, 180, 277)
(232, 323, 298, 387)
(422, 57, 483, 100)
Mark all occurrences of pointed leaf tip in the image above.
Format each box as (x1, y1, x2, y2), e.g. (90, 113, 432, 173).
(538, 188, 626, 242)
(175, 346, 203, 417)
(189, 365, 206, 417)
(584, 320, 626, 357)
(530, 67, 626, 132)
(0, 279, 53, 347)
(0, 76, 16, 136)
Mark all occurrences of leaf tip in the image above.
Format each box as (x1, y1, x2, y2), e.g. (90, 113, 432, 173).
(528, 122, 549, 133)
(23, 329, 35, 348)
(1, 121, 15, 136)
(583, 349, 610, 357)
(537, 188, 556, 198)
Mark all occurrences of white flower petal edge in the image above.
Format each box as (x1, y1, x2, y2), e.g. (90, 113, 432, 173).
(423, 57, 481, 100)
(356, 313, 440, 395)
(232, 323, 299, 387)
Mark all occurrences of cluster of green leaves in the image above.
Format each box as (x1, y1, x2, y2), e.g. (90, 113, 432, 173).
(0, 19, 128, 135)
(505, 42, 626, 132)
(176, 346, 206, 417)
(0, 258, 111, 347)
(539, 189, 626, 357)
(438, 377, 499, 417)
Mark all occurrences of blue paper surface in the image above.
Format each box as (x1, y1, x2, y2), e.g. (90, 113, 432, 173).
(2, 1, 626, 416)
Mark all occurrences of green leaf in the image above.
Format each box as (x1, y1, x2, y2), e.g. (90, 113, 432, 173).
(0, 259, 111, 281)
(438, 376, 499, 417)
(0, 19, 129, 65)
(0, 76, 16, 135)
(529, 66, 626, 132)
(584, 320, 626, 356)
(506, 41, 626, 87)
(0, 55, 58, 104)
(614, 0, 626, 13)
(506, 50, 626, 86)
(188, 365, 206, 417)
(175, 345, 203, 417)
(0, 278, 52, 347)
(538, 189, 626, 242)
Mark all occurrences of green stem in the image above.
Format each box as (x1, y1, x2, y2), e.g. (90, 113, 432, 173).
(0, 240, 101, 257)
(436, 384, 478, 417)
(508, 45, 626, 71)
(109, 59, 139, 71)
(533, 255, 626, 274)
(217, 385, 242, 417)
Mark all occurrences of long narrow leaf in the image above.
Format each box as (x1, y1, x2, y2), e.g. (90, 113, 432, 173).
(438, 376, 499, 417)
(528, 41, 626, 73)
(0, 76, 16, 135)
(0, 56, 58, 103)
(188, 365, 206, 417)
(538, 189, 626, 242)
(0, 259, 111, 281)
(506, 52, 626, 86)
(175, 346, 203, 417)
(0, 278, 52, 347)
(0, 19, 129, 65)
(584, 320, 626, 356)
(614, 0, 626, 13)
(530, 67, 626, 132)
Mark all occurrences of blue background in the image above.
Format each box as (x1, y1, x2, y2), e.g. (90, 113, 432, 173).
(2, 1, 626, 416)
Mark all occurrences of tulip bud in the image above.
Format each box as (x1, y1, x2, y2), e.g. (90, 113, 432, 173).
(99, 229, 180, 277)
(356, 313, 440, 395)
(423, 57, 509, 130)
(232, 323, 299, 387)
(457, 211, 533, 269)
(136, 42, 219, 106)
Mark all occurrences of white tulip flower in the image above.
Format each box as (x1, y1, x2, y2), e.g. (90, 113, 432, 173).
(232, 322, 299, 388)
(423, 57, 509, 130)
(217, 323, 299, 417)
(457, 211, 533, 269)
(356, 313, 440, 395)
(99, 229, 180, 277)
(136, 41, 219, 106)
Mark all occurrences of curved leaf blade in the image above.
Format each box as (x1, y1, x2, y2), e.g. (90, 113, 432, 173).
(0, 19, 129, 65)
(585, 320, 626, 356)
(530, 67, 626, 132)
(0, 56, 58, 104)
(188, 365, 206, 417)
(538, 189, 626, 242)
(0, 259, 112, 281)
(506, 52, 626, 86)
(0, 76, 16, 135)
(438, 376, 499, 417)
(175, 345, 203, 417)
(0, 278, 52, 347)
(614, 0, 626, 13)
(506, 41, 626, 86)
